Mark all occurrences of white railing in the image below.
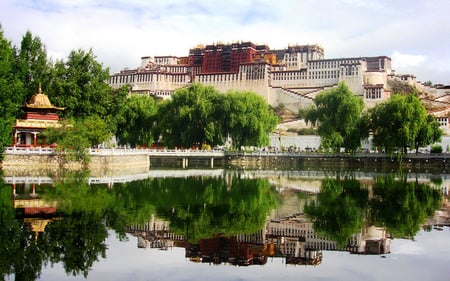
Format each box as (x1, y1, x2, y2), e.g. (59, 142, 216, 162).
(3, 147, 226, 157)
(88, 148, 150, 156)
(4, 146, 56, 155)
(88, 148, 225, 157)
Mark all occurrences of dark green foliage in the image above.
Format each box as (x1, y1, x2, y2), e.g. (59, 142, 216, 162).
(223, 91, 279, 149)
(156, 83, 278, 149)
(304, 178, 369, 248)
(304, 82, 368, 153)
(370, 93, 442, 154)
(156, 83, 226, 148)
(430, 144, 443, 153)
(295, 127, 318, 135)
(48, 49, 112, 120)
(371, 176, 442, 238)
(16, 31, 53, 101)
(0, 26, 125, 155)
(115, 94, 159, 148)
(42, 117, 110, 162)
(0, 26, 25, 155)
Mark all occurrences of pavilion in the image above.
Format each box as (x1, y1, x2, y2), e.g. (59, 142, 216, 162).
(13, 84, 64, 147)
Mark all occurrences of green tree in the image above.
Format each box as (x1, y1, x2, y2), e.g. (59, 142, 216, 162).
(108, 85, 130, 134)
(48, 49, 112, 120)
(79, 116, 111, 148)
(370, 92, 437, 154)
(223, 91, 278, 149)
(43, 116, 111, 161)
(415, 114, 442, 153)
(42, 119, 90, 162)
(16, 31, 53, 101)
(157, 83, 225, 148)
(0, 26, 25, 154)
(115, 94, 158, 148)
(305, 82, 367, 153)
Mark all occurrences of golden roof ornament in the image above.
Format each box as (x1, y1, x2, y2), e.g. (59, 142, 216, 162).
(26, 83, 64, 110)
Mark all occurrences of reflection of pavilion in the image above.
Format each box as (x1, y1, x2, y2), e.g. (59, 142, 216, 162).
(12, 182, 59, 241)
(13, 84, 64, 147)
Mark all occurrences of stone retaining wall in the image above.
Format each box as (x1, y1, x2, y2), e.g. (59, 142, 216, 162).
(2, 153, 150, 172)
(2, 152, 449, 174)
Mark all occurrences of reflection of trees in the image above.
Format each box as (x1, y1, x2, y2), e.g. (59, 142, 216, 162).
(117, 176, 279, 242)
(0, 173, 278, 280)
(0, 179, 45, 281)
(304, 177, 369, 248)
(42, 212, 107, 278)
(304, 175, 443, 247)
(371, 176, 442, 238)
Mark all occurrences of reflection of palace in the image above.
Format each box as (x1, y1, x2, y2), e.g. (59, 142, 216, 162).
(127, 214, 185, 250)
(126, 213, 392, 266)
(5, 176, 450, 268)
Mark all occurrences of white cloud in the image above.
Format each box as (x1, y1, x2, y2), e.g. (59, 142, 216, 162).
(1, 0, 450, 83)
(391, 51, 426, 68)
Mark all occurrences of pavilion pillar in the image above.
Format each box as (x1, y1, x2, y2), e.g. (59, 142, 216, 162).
(32, 132, 39, 147)
(13, 131, 18, 146)
(31, 184, 37, 197)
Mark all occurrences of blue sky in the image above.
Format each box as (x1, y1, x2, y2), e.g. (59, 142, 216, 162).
(1, 0, 449, 84)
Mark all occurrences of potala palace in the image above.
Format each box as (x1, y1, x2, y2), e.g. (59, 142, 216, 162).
(108, 41, 450, 133)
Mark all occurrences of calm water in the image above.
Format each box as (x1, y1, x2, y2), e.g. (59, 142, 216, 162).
(1, 168, 450, 281)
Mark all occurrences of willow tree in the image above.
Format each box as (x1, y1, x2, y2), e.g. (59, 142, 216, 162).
(115, 94, 158, 148)
(305, 82, 368, 153)
(223, 91, 278, 150)
(370, 92, 441, 154)
(156, 83, 226, 148)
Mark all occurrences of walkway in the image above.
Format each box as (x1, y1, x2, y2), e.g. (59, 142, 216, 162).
(4, 146, 225, 157)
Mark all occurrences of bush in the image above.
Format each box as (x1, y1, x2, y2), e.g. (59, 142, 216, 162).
(297, 128, 318, 135)
(430, 145, 443, 154)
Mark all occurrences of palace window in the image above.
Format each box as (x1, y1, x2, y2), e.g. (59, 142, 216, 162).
(365, 87, 382, 99)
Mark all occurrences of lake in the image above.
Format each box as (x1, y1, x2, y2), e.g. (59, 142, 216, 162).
(1, 168, 450, 281)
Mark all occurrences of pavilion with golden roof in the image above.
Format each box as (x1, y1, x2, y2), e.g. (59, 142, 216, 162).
(13, 84, 64, 147)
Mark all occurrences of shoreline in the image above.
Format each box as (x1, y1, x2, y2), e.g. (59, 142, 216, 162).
(1, 150, 450, 174)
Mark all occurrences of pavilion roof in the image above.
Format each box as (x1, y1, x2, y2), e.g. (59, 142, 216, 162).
(25, 84, 64, 110)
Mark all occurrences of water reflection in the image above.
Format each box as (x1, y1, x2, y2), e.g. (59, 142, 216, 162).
(1, 170, 449, 280)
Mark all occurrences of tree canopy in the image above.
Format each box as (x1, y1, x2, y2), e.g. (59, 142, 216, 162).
(48, 49, 114, 120)
(370, 92, 442, 153)
(16, 30, 53, 101)
(0, 28, 128, 156)
(115, 94, 158, 148)
(223, 91, 279, 149)
(155, 83, 278, 149)
(156, 83, 225, 148)
(305, 82, 368, 153)
(0, 26, 25, 154)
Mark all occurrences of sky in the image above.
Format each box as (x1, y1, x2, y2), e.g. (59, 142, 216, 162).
(1, 0, 449, 85)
